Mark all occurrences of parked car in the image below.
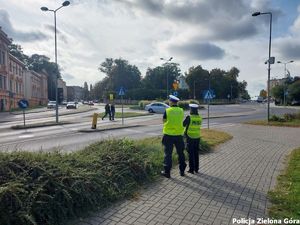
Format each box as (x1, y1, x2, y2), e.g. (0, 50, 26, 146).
(66, 102, 77, 109)
(145, 102, 170, 113)
(291, 100, 300, 106)
(47, 101, 56, 109)
(61, 100, 68, 105)
(88, 101, 94, 106)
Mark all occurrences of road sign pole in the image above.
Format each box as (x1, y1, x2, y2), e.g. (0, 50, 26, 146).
(207, 99, 210, 129)
(121, 95, 124, 125)
(23, 109, 26, 127)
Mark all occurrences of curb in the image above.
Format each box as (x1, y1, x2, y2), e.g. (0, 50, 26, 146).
(78, 124, 144, 133)
(11, 121, 73, 130)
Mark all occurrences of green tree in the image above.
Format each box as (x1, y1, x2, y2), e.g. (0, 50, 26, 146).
(83, 82, 89, 100)
(143, 62, 181, 91)
(288, 80, 300, 102)
(185, 65, 210, 99)
(8, 43, 29, 64)
(98, 58, 141, 92)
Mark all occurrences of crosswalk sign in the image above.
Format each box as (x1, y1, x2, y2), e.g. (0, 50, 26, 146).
(118, 87, 125, 96)
(204, 90, 213, 100)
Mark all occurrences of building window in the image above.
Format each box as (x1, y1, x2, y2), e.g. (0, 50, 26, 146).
(0, 75, 7, 90)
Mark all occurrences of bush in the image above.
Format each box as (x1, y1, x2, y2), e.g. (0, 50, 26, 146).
(283, 113, 296, 121)
(138, 100, 152, 109)
(270, 115, 286, 122)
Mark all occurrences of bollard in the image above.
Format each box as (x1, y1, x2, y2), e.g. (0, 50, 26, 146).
(91, 113, 98, 129)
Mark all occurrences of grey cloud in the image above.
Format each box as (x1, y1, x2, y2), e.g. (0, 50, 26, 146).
(44, 24, 68, 44)
(169, 42, 225, 60)
(115, 0, 278, 41)
(277, 41, 300, 60)
(62, 73, 75, 80)
(0, 9, 48, 42)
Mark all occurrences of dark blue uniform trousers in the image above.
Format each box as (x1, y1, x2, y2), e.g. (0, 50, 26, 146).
(162, 134, 186, 173)
(186, 137, 200, 172)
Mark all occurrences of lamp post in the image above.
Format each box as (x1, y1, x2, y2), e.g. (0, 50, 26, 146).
(252, 11, 272, 122)
(160, 57, 173, 98)
(41, 1, 70, 123)
(277, 60, 294, 105)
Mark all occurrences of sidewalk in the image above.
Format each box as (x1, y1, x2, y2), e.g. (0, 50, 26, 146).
(73, 124, 300, 225)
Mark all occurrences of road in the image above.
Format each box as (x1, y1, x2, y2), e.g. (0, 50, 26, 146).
(0, 103, 298, 152)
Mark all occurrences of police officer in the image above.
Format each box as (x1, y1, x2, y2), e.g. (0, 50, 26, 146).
(161, 95, 186, 178)
(183, 103, 202, 174)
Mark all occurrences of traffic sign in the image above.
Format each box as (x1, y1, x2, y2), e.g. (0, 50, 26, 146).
(203, 90, 213, 100)
(118, 87, 125, 96)
(173, 91, 178, 97)
(18, 99, 29, 109)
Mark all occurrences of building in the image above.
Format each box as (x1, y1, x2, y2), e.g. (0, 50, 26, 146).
(24, 70, 48, 106)
(0, 27, 10, 111)
(67, 86, 83, 101)
(270, 77, 287, 89)
(178, 75, 188, 90)
(0, 27, 48, 111)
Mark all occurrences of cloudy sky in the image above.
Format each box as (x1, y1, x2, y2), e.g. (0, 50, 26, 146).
(1, 0, 300, 98)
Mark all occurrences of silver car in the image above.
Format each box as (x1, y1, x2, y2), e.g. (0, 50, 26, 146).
(145, 102, 170, 113)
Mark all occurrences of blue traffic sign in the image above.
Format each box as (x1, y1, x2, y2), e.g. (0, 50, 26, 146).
(18, 99, 29, 109)
(118, 87, 125, 96)
(173, 91, 178, 97)
(203, 90, 214, 100)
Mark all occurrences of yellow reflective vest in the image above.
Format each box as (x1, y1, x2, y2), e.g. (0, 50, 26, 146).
(186, 114, 202, 138)
(163, 107, 184, 136)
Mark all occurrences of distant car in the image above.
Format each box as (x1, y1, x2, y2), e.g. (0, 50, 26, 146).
(66, 102, 77, 109)
(62, 101, 67, 105)
(145, 102, 170, 113)
(47, 101, 56, 109)
(88, 101, 94, 105)
(291, 100, 300, 106)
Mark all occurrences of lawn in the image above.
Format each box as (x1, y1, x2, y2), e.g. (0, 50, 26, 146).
(268, 147, 300, 219)
(245, 119, 300, 127)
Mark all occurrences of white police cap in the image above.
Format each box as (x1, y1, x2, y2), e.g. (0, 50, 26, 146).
(189, 103, 199, 108)
(169, 95, 180, 102)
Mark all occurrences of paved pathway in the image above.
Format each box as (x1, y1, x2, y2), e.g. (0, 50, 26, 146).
(74, 124, 300, 225)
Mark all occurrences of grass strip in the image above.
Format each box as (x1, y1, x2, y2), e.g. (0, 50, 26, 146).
(0, 129, 231, 225)
(268, 147, 300, 219)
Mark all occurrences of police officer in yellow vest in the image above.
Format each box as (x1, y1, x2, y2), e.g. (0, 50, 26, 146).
(183, 103, 202, 174)
(161, 95, 186, 178)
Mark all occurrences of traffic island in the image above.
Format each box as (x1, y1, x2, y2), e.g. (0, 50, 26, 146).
(11, 121, 73, 129)
(78, 124, 144, 133)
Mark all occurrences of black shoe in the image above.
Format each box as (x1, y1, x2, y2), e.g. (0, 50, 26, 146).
(180, 171, 185, 176)
(187, 170, 194, 174)
(195, 170, 199, 173)
(161, 171, 170, 178)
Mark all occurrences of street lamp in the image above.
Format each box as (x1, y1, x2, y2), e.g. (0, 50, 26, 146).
(41, 1, 70, 123)
(252, 11, 272, 122)
(160, 57, 173, 98)
(277, 60, 294, 105)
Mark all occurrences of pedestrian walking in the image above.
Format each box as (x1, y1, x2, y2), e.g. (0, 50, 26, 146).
(183, 103, 202, 174)
(102, 103, 111, 120)
(161, 95, 186, 178)
(110, 104, 115, 121)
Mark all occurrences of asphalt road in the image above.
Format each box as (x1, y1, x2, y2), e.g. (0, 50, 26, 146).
(0, 103, 298, 152)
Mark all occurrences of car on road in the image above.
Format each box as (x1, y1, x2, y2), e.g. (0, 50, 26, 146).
(145, 102, 170, 113)
(47, 101, 56, 109)
(88, 101, 94, 105)
(66, 102, 77, 109)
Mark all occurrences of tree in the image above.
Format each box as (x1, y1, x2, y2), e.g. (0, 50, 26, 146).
(185, 65, 210, 99)
(288, 80, 300, 102)
(259, 89, 267, 99)
(83, 82, 89, 100)
(8, 43, 28, 64)
(98, 58, 141, 92)
(143, 62, 181, 91)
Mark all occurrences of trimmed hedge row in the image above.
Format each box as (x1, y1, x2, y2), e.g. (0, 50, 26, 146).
(0, 139, 163, 225)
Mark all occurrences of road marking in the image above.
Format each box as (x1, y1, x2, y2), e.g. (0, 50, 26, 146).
(19, 134, 35, 138)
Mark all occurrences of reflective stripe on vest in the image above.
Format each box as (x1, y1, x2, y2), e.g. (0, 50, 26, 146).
(186, 114, 202, 138)
(163, 107, 184, 136)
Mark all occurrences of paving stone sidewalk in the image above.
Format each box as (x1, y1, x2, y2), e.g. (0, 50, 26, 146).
(74, 124, 300, 225)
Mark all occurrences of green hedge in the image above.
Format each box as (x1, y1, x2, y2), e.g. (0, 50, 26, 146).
(0, 136, 215, 225)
